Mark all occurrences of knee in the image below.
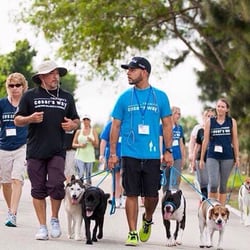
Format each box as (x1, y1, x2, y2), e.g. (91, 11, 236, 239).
(49, 182, 65, 200)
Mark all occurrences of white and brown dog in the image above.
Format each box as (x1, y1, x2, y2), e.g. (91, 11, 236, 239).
(64, 175, 86, 240)
(238, 177, 250, 226)
(198, 199, 230, 250)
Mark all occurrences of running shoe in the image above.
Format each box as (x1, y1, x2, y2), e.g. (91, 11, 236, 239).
(50, 217, 62, 238)
(139, 213, 153, 242)
(125, 231, 139, 246)
(5, 212, 16, 227)
(35, 226, 49, 240)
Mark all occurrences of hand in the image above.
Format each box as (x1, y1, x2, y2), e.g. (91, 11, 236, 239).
(30, 111, 44, 123)
(108, 155, 118, 170)
(162, 151, 174, 167)
(61, 117, 77, 131)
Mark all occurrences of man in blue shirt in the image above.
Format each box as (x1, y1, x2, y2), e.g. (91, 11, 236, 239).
(108, 57, 173, 246)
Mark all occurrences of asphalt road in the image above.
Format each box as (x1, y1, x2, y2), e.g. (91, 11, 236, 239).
(0, 173, 249, 250)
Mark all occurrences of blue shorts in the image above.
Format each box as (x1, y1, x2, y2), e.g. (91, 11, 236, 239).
(121, 157, 161, 197)
(27, 155, 66, 200)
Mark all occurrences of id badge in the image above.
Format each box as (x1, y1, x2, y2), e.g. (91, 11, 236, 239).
(138, 124, 149, 135)
(6, 127, 17, 136)
(214, 145, 223, 153)
(172, 139, 179, 146)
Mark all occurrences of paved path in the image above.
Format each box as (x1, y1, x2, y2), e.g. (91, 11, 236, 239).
(0, 174, 249, 250)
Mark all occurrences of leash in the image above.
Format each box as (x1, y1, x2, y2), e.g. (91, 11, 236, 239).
(171, 167, 214, 207)
(95, 169, 111, 187)
(109, 169, 116, 215)
(226, 167, 243, 204)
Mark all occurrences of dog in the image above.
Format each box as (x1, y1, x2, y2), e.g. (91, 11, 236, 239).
(161, 189, 186, 247)
(238, 177, 250, 226)
(81, 186, 110, 244)
(198, 198, 230, 250)
(64, 175, 86, 240)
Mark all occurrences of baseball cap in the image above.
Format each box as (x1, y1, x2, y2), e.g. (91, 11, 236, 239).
(121, 57, 151, 74)
(82, 114, 91, 120)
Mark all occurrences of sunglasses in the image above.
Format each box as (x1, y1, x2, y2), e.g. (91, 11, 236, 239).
(8, 83, 23, 88)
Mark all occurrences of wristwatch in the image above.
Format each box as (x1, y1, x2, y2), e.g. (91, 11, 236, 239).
(165, 147, 173, 153)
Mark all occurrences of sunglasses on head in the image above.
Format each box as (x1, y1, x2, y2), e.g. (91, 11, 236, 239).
(8, 83, 23, 88)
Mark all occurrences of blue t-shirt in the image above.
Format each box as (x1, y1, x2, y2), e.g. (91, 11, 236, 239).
(0, 97, 28, 150)
(160, 123, 184, 160)
(207, 116, 234, 160)
(112, 86, 171, 159)
(100, 120, 121, 159)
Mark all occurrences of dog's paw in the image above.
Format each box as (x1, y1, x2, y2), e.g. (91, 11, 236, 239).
(206, 245, 212, 248)
(86, 240, 93, 245)
(97, 232, 103, 239)
(166, 238, 176, 247)
(199, 245, 205, 248)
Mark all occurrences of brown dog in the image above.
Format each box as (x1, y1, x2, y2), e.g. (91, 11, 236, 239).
(198, 199, 230, 250)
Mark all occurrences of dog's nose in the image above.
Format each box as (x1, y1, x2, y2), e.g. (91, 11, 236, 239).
(217, 219, 222, 224)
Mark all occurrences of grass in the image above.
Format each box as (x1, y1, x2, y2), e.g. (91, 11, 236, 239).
(182, 169, 246, 210)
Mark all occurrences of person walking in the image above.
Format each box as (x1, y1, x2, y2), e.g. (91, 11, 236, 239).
(14, 60, 80, 240)
(199, 98, 240, 205)
(0, 73, 28, 227)
(64, 130, 77, 184)
(72, 114, 99, 185)
(191, 108, 215, 202)
(160, 106, 185, 191)
(108, 57, 173, 246)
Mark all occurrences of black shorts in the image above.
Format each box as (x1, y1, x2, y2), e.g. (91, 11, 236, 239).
(121, 157, 161, 197)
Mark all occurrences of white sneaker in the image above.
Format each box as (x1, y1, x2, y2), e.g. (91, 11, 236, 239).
(115, 198, 121, 208)
(35, 226, 49, 240)
(50, 217, 61, 238)
(120, 195, 126, 208)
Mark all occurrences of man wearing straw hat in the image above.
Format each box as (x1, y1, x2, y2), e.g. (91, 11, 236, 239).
(14, 60, 80, 240)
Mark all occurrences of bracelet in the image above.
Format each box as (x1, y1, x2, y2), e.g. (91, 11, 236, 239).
(110, 154, 117, 157)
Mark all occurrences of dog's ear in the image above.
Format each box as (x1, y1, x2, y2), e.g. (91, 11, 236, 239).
(71, 175, 76, 181)
(105, 193, 110, 200)
(209, 208, 214, 220)
(225, 207, 230, 220)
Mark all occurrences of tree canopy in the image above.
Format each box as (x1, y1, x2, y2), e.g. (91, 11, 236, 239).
(19, 0, 250, 157)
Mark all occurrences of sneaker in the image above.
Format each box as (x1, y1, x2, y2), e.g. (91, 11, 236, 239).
(120, 195, 126, 208)
(115, 198, 121, 208)
(35, 226, 49, 240)
(50, 217, 61, 238)
(139, 213, 153, 242)
(5, 212, 16, 227)
(125, 231, 139, 246)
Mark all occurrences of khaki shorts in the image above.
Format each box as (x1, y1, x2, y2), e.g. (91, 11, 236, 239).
(64, 149, 77, 177)
(0, 144, 27, 183)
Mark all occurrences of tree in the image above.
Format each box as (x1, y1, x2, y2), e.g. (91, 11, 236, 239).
(0, 39, 36, 96)
(0, 39, 78, 98)
(20, 0, 250, 158)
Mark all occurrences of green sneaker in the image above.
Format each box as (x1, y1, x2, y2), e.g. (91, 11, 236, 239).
(139, 213, 153, 242)
(125, 231, 139, 246)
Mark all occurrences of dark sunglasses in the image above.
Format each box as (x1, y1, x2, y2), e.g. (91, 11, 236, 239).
(8, 83, 23, 88)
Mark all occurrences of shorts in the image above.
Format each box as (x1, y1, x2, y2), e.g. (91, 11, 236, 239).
(64, 149, 76, 177)
(27, 155, 66, 200)
(0, 144, 26, 184)
(121, 157, 161, 197)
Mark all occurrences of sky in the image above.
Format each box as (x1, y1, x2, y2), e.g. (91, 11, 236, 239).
(1, 0, 205, 125)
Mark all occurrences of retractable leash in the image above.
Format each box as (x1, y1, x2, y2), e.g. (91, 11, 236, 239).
(109, 168, 116, 215)
(169, 167, 178, 190)
(160, 163, 167, 186)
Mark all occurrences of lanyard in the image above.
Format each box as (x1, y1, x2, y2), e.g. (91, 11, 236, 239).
(133, 86, 152, 123)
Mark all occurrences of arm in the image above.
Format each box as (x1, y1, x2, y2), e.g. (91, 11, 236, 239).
(199, 119, 210, 169)
(14, 112, 44, 126)
(161, 115, 174, 167)
(232, 118, 240, 167)
(91, 128, 99, 148)
(99, 139, 107, 163)
(108, 118, 121, 169)
(61, 117, 80, 132)
(72, 129, 86, 149)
